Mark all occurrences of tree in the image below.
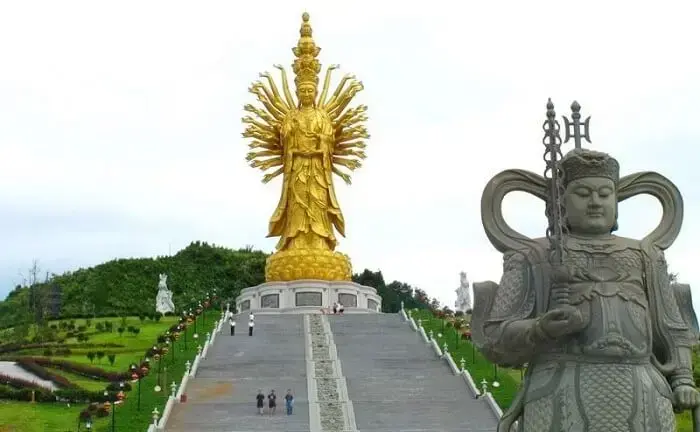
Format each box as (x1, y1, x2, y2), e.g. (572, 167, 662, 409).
(96, 351, 105, 363)
(87, 352, 95, 363)
(107, 354, 116, 366)
(117, 327, 125, 337)
(21, 260, 46, 327)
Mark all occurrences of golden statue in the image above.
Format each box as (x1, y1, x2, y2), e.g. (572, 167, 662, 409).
(242, 13, 369, 282)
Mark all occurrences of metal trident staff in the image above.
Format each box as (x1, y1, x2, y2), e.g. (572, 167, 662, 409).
(542, 100, 593, 307)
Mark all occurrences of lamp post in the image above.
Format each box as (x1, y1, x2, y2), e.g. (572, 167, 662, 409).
(154, 345, 162, 387)
(130, 364, 142, 411)
(168, 337, 174, 362)
(193, 309, 198, 338)
(183, 320, 188, 351)
(103, 389, 116, 432)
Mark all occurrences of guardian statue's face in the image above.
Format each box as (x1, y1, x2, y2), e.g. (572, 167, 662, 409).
(564, 176, 617, 235)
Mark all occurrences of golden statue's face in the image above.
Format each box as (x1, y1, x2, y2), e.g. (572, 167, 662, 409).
(564, 177, 617, 235)
(297, 84, 316, 107)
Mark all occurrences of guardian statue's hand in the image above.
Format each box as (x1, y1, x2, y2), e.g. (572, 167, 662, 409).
(536, 307, 586, 339)
(673, 385, 700, 410)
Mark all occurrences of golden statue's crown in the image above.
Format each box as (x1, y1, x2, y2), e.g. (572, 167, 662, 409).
(561, 148, 620, 186)
(292, 12, 321, 88)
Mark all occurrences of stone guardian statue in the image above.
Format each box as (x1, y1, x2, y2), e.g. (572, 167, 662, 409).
(471, 100, 700, 431)
(155, 273, 175, 315)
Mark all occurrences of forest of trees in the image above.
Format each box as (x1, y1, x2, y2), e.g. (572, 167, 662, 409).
(0, 241, 435, 330)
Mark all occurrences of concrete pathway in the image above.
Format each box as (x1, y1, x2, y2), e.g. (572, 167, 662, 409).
(166, 315, 310, 432)
(329, 314, 499, 432)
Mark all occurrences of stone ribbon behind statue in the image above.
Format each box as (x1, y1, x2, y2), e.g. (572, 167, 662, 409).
(472, 108, 700, 431)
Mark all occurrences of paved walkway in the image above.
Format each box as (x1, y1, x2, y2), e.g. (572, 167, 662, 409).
(166, 315, 310, 432)
(0, 361, 57, 391)
(329, 314, 499, 432)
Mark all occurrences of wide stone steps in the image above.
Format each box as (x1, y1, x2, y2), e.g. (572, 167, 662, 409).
(329, 314, 498, 432)
(166, 315, 310, 432)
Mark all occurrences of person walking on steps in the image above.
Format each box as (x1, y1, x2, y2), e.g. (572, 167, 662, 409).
(338, 302, 345, 315)
(268, 389, 277, 415)
(248, 312, 254, 336)
(256, 389, 264, 415)
(229, 317, 235, 335)
(285, 389, 294, 415)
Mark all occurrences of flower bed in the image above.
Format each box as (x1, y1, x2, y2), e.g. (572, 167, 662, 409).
(17, 357, 129, 382)
(15, 358, 78, 389)
(0, 373, 45, 390)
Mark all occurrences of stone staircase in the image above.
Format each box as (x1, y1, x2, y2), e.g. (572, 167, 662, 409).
(328, 314, 499, 432)
(166, 314, 310, 432)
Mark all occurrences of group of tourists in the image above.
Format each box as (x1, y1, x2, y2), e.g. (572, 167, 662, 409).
(226, 311, 255, 336)
(321, 301, 345, 315)
(256, 389, 294, 415)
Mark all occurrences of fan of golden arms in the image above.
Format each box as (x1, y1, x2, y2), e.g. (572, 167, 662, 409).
(242, 12, 369, 282)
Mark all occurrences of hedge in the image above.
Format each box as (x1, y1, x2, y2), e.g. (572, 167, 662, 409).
(17, 356, 129, 382)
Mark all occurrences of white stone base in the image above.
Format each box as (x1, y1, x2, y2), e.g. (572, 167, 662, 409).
(236, 280, 382, 314)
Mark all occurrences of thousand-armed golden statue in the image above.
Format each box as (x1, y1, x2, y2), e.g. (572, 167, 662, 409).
(242, 13, 369, 282)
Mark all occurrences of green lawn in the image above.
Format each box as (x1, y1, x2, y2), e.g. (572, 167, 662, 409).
(0, 400, 109, 432)
(90, 316, 219, 432)
(409, 309, 520, 409)
(409, 309, 697, 432)
(53, 316, 180, 372)
(0, 313, 219, 432)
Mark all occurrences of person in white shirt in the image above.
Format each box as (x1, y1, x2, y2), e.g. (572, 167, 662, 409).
(248, 313, 255, 336)
(338, 302, 345, 315)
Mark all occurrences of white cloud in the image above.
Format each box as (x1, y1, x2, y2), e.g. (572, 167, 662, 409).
(0, 0, 699, 311)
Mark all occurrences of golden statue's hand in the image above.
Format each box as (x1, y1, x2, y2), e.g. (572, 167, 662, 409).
(337, 172, 351, 185)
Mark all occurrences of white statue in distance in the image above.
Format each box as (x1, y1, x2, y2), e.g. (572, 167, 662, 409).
(454, 271, 472, 313)
(155, 273, 175, 315)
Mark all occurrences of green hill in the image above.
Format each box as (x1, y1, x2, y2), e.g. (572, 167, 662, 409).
(0, 241, 432, 332)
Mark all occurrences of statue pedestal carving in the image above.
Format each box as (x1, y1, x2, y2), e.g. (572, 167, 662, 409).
(236, 280, 382, 314)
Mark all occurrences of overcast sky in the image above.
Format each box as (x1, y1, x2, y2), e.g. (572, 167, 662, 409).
(0, 0, 699, 310)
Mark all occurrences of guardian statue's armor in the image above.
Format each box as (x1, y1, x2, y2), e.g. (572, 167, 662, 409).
(471, 101, 700, 431)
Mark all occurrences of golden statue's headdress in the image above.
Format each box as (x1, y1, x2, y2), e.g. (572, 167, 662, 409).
(292, 13, 321, 88)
